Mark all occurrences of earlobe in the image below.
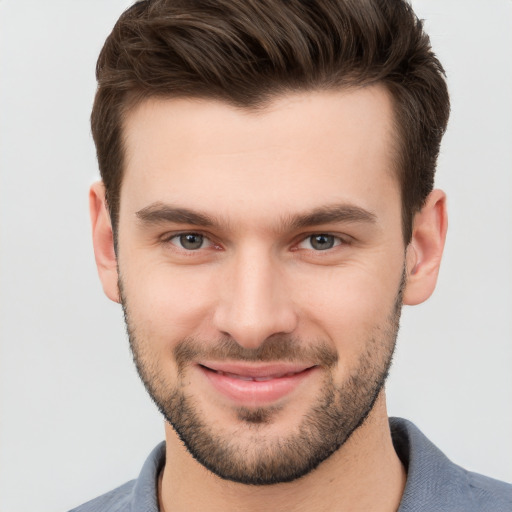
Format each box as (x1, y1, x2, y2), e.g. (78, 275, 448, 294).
(90, 182, 120, 303)
(403, 189, 448, 306)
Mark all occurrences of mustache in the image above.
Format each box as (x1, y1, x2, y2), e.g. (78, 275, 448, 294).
(174, 335, 339, 370)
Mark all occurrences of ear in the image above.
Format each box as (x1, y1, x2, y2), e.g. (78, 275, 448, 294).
(403, 189, 448, 306)
(90, 181, 120, 303)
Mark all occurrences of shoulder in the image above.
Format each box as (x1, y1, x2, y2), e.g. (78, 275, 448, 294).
(68, 480, 136, 512)
(68, 442, 165, 512)
(463, 469, 512, 511)
(390, 417, 512, 512)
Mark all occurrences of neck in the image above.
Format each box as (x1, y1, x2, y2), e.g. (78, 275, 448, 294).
(159, 392, 405, 512)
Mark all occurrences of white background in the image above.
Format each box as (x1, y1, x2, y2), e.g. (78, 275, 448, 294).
(0, 1, 511, 511)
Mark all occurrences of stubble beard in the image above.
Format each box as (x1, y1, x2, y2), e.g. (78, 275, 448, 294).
(120, 273, 404, 485)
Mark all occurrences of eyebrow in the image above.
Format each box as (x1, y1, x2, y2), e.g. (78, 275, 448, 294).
(135, 202, 377, 230)
(288, 205, 377, 230)
(136, 203, 216, 226)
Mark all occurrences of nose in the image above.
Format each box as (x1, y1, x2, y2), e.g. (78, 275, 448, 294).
(213, 246, 298, 349)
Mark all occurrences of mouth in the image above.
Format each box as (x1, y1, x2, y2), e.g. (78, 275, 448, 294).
(197, 362, 318, 405)
(207, 369, 306, 382)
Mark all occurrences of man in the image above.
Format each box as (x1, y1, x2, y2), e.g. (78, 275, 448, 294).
(72, 0, 511, 510)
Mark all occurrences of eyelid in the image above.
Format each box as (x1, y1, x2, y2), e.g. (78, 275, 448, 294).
(293, 232, 352, 251)
(159, 230, 351, 252)
(162, 230, 219, 250)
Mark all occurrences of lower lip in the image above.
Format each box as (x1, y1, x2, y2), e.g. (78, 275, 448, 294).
(199, 366, 316, 405)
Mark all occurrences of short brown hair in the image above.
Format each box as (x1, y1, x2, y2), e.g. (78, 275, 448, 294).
(91, 0, 449, 242)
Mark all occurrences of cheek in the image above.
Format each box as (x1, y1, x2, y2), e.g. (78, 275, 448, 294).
(122, 261, 219, 345)
(291, 263, 402, 348)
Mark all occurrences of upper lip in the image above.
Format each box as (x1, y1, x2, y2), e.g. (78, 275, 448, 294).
(198, 362, 315, 378)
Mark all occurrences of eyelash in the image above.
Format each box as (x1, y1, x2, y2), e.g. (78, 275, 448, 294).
(165, 232, 217, 251)
(295, 234, 345, 251)
(163, 232, 348, 253)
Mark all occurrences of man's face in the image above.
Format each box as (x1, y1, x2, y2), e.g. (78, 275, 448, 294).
(116, 87, 407, 484)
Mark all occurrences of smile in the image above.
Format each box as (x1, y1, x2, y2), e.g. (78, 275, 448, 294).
(210, 369, 305, 382)
(197, 363, 317, 405)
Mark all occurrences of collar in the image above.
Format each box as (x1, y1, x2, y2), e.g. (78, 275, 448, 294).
(123, 418, 509, 511)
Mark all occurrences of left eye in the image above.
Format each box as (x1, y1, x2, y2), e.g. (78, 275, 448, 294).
(169, 233, 209, 250)
(297, 234, 342, 251)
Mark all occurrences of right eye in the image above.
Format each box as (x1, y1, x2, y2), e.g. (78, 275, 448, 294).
(168, 233, 211, 250)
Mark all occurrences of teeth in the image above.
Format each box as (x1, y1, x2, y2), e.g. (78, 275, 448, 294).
(215, 370, 299, 381)
(233, 374, 254, 381)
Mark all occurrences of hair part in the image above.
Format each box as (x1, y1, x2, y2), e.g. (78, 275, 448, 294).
(91, 0, 450, 243)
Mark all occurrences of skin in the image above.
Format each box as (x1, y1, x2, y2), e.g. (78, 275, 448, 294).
(91, 85, 447, 511)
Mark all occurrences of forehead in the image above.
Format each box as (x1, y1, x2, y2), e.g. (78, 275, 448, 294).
(120, 87, 400, 227)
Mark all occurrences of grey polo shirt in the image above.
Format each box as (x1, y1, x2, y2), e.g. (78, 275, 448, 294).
(69, 417, 512, 511)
